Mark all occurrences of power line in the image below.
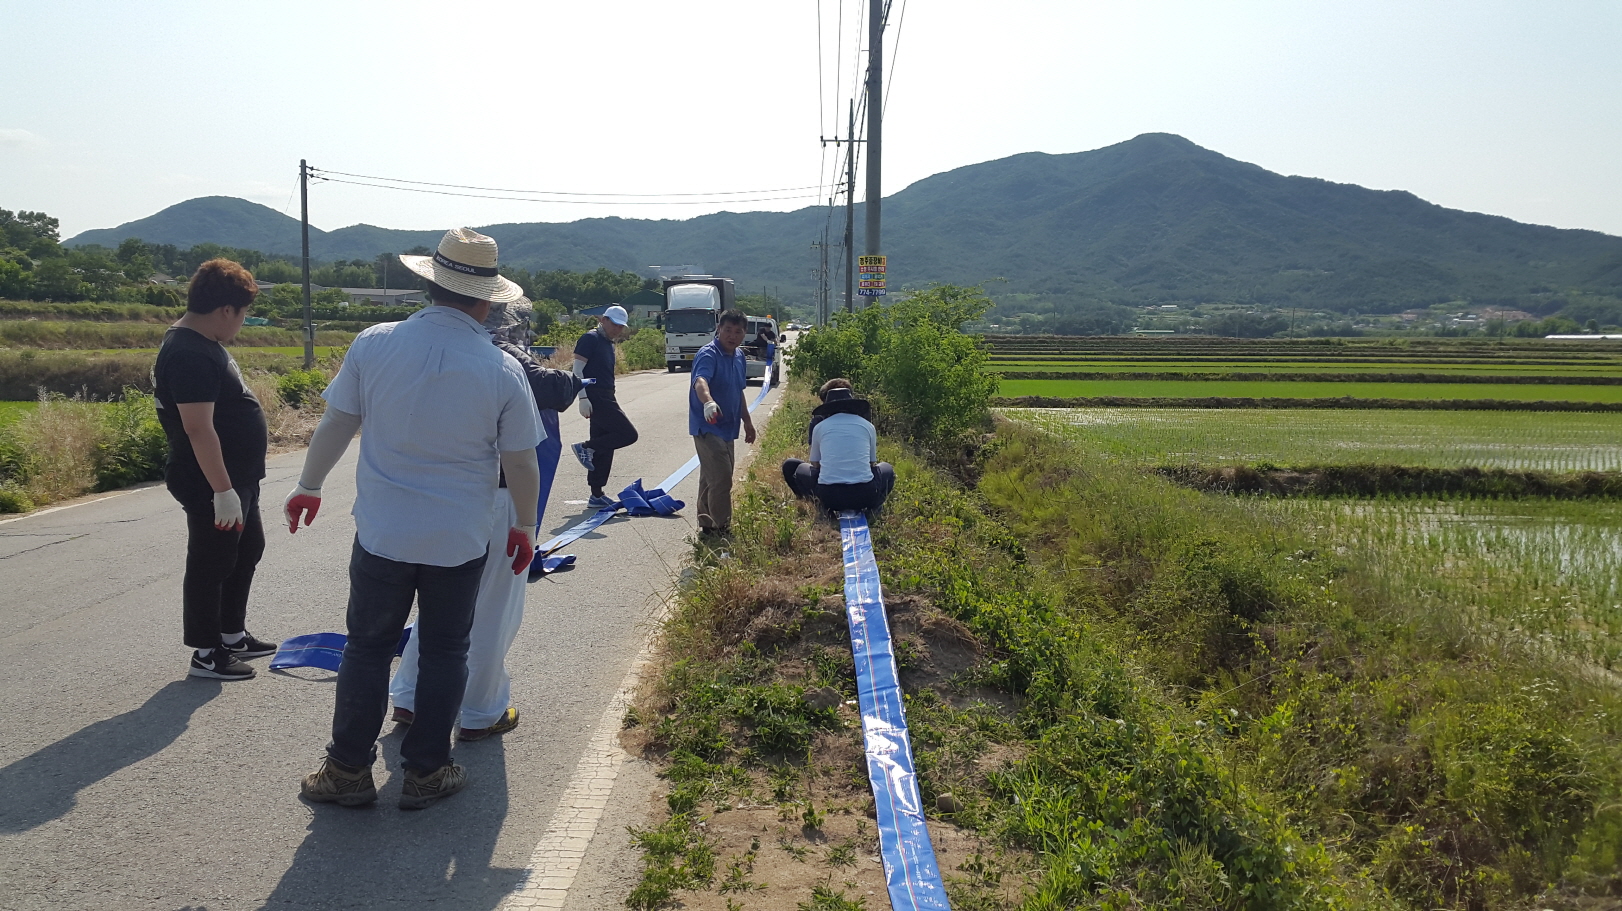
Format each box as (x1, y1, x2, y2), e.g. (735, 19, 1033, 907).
(883, 0, 908, 116)
(312, 176, 819, 206)
(311, 167, 819, 199)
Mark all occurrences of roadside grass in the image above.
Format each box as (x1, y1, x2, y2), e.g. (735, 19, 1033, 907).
(1006, 408, 1622, 472)
(631, 388, 1384, 910)
(0, 355, 335, 512)
(997, 378, 1622, 404)
(979, 424, 1622, 909)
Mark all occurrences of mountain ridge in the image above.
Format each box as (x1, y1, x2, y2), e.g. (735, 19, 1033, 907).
(65, 134, 1622, 313)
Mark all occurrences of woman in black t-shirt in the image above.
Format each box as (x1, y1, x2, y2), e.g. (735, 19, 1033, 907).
(152, 259, 278, 681)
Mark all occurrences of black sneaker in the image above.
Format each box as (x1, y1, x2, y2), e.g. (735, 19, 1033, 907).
(189, 649, 255, 680)
(222, 632, 280, 659)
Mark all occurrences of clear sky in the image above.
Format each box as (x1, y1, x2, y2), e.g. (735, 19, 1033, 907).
(4, 0, 1619, 240)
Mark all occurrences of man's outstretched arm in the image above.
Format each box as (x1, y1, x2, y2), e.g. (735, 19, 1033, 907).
(284, 407, 361, 533)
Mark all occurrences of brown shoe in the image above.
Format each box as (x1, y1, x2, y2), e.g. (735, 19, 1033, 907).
(300, 756, 377, 807)
(399, 762, 468, 810)
(459, 707, 520, 742)
(392, 706, 414, 725)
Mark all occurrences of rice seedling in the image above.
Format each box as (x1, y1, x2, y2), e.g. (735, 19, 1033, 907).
(1008, 408, 1622, 472)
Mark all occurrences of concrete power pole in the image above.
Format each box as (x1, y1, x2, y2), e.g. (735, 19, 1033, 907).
(844, 100, 855, 313)
(299, 159, 314, 369)
(864, 0, 882, 269)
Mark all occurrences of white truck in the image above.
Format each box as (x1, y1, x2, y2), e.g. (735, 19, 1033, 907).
(661, 276, 781, 384)
(663, 276, 734, 372)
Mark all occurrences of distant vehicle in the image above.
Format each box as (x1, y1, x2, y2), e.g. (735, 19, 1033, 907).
(743, 315, 780, 386)
(662, 275, 735, 372)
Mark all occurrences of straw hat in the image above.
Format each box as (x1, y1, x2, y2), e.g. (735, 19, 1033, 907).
(400, 227, 523, 304)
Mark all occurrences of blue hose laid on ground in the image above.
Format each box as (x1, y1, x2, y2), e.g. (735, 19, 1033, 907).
(839, 511, 950, 911)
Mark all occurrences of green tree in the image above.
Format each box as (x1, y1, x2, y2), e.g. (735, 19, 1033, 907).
(791, 285, 998, 449)
(0, 259, 32, 299)
(31, 259, 83, 301)
(115, 238, 155, 283)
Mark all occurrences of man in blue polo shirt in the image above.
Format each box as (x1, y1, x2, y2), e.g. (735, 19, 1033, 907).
(689, 308, 756, 537)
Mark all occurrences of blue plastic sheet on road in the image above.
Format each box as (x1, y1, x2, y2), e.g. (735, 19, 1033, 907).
(270, 627, 413, 673)
(839, 511, 950, 911)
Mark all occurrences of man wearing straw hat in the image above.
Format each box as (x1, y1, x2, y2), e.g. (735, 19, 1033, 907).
(284, 227, 544, 810)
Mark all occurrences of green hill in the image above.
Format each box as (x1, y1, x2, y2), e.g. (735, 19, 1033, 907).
(66, 134, 1622, 316)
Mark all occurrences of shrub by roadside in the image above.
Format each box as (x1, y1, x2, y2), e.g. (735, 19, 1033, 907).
(790, 285, 998, 451)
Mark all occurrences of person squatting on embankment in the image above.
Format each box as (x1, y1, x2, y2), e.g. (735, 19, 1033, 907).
(781, 378, 896, 517)
(388, 297, 580, 742)
(154, 258, 281, 681)
(571, 305, 638, 508)
(689, 308, 757, 538)
(285, 228, 544, 810)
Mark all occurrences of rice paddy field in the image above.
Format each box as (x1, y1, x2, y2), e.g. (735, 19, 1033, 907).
(1266, 497, 1622, 668)
(0, 401, 35, 426)
(988, 335, 1622, 406)
(995, 336, 1622, 674)
(997, 377, 1622, 402)
(1008, 408, 1622, 471)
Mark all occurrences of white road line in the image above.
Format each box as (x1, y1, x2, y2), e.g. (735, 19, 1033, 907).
(501, 634, 658, 911)
(0, 485, 157, 527)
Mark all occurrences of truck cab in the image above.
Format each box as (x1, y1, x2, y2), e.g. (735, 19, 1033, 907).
(662, 276, 735, 371)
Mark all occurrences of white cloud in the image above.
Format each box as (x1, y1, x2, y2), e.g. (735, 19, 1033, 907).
(0, 128, 44, 148)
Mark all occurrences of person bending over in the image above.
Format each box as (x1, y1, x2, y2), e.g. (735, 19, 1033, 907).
(781, 379, 895, 516)
(570, 305, 638, 508)
(153, 258, 279, 681)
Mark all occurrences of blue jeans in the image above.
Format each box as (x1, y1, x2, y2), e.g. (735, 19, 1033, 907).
(327, 538, 484, 773)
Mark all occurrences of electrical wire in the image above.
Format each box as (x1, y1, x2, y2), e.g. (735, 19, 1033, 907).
(310, 167, 818, 199)
(311, 175, 820, 206)
(883, 0, 908, 116)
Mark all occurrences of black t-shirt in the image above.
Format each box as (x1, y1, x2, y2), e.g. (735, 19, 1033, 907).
(153, 326, 268, 502)
(575, 328, 617, 399)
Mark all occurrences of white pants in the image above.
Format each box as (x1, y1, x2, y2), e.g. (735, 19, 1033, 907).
(390, 490, 526, 730)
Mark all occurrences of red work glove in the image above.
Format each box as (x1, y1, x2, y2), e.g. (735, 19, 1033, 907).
(285, 484, 322, 534)
(508, 525, 539, 574)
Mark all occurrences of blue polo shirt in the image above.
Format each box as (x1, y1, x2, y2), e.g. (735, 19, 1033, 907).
(689, 339, 747, 439)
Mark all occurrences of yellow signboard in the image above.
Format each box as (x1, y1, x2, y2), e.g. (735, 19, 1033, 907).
(857, 255, 887, 296)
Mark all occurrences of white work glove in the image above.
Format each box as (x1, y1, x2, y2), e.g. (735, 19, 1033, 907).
(285, 484, 322, 534)
(578, 396, 593, 418)
(212, 488, 244, 531)
(703, 401, 721, 424)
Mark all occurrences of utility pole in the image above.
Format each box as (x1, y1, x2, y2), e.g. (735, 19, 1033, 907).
(864, 0, 883, 264)
(299, 159, 314, 369)
(844, 100, 855, 313)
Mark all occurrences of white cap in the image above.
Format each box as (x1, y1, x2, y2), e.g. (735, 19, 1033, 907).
(603, 305, 629, 326)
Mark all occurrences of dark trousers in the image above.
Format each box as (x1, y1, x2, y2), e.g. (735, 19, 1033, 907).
(584, 394, 638, 494)
(179, 484, 265, 649)
(328, 539, 484, 773)
(781, 459, 896, 514)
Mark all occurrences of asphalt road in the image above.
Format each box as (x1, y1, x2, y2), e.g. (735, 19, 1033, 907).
(0, 366, 778, 911)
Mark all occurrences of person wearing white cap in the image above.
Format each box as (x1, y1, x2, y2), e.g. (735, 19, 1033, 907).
(570, 304, 639, 507)
(285, 227, 544, 810)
